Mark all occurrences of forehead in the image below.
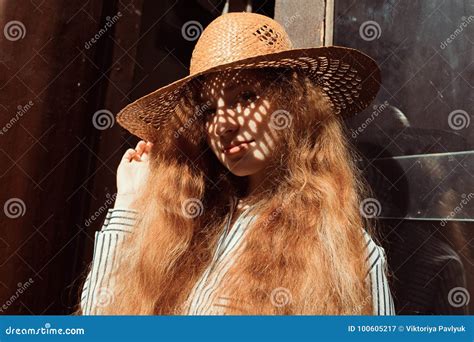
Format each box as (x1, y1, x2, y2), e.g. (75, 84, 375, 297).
(198, 69, 261, 101)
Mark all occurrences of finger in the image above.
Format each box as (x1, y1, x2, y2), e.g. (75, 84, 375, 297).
(144, 141, 153, 154)
(131, 153, 142, 162)
(141, 150, 150, 161)
(122, 148, 137, 162)
(135, 140, 146, 156)
(140, 141, 153, 161)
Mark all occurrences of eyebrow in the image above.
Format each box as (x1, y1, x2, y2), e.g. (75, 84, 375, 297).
(199, 79, 247, 103)
(223, 81, 240, 93)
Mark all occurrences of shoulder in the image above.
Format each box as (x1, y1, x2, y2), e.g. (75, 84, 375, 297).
(362, 229, 388, 274)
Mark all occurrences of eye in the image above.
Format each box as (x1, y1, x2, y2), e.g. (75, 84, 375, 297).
(239, 90, 257, 103)
(201, 106, 215, 118)
(234, 90, 257, 108)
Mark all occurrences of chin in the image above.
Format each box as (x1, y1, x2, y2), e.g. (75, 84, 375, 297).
(226, 162, 262, 177)
(228, 168, 251, 177)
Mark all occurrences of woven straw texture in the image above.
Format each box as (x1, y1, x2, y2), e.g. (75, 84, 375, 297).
(116, 12, 381, 142)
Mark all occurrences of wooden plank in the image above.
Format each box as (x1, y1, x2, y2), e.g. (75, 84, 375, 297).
(324, 0, 334, 45)
(0, 0, 108, 314)
(274, 0, 327, 48)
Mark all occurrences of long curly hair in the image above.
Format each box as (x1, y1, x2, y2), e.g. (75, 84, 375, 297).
(79, 68, 376, 315)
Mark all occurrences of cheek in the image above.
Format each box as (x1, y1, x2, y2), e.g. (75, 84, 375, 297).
(254, 101, 275, 132)
(242, 99, 269, 131)
(256, 98, 274, 120)
(204, 116, 216, 137)
(247, 119, 258, 133)
(205, 122, 220, 154)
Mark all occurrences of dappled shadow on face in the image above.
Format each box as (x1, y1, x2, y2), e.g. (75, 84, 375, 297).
(196, 69, 292, 177)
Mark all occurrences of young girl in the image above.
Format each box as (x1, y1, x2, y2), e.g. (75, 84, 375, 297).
(79, 12, 395, 315)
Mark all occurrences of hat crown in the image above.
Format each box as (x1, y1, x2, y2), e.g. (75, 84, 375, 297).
(189, 12, 293, 75)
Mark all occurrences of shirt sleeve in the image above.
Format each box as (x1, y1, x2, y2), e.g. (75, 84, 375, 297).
(363, 230, 396, 315)
(80, 208, 137, 315)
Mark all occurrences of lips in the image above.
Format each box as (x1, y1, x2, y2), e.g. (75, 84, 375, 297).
(222, 140, 254, 154)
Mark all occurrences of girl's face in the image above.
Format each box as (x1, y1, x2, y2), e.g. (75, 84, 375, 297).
(199, 69, 283, 177)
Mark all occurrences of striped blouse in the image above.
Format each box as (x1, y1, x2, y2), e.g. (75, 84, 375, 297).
(81, 202, 395, 315)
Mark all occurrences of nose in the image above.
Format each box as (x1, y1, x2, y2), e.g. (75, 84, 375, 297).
(214, 109, 239, 138)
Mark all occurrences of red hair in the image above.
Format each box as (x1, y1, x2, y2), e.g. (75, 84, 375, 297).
(79, 69, 374, 315)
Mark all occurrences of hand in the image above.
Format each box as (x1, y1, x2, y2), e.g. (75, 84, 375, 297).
(114, 140, 153, 209)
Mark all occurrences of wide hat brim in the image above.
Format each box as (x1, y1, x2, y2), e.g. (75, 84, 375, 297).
(116, 45, 381, 142)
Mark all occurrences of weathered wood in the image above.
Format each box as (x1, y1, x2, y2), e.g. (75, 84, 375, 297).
(274, 0, 329, 48)
(0, 0, 144, 314)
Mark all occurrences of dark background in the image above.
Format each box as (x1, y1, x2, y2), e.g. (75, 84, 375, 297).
(0, 0, 472, 314)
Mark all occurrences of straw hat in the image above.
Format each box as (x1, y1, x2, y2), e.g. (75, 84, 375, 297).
(116, 12, 381, 142)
